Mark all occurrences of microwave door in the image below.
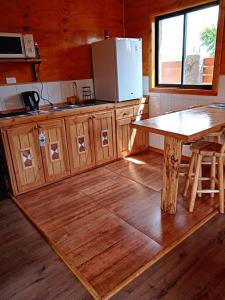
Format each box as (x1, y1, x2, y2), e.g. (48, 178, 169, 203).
(0, 34, 26, 58)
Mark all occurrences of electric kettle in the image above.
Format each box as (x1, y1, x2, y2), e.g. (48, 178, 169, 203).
(21, 91, 40, 111)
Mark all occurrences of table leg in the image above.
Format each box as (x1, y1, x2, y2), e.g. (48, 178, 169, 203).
(161, 136, 182, 214)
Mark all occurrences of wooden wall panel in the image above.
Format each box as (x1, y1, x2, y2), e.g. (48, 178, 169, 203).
(124, 0, 225, 76)
(0, 0, 124, 84)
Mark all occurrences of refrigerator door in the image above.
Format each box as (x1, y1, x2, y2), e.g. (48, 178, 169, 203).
(92, 39, 118, 102)
(115, 38, 143, 101)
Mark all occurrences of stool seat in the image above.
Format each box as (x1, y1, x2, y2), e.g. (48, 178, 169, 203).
(191, 140, 212, 153)
(199, 142, 225, 157)
(206, 129, 224, 144)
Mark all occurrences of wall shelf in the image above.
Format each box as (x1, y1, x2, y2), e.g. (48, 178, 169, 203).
(0, 58, 47, 81)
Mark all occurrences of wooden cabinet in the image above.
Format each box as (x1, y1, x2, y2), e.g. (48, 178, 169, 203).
(6, 119, 70, 194)
(65, 114, 95, 174)
(38, 119, 70, 182)
(6, 123, 45, 193)
(116, 104, 149, 158)
(116, 117, 133, 158)
(66, 110, 116, 170)
(116, 107, 134, 120)
(92, 110, 116, 165)
(132, 114, 149, 154)
(2, 100, 148, 195)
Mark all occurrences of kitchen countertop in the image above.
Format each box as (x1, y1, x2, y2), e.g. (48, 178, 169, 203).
(0, 97, 148, 128)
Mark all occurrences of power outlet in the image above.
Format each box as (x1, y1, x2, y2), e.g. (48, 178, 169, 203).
(6, 77, 17, 84)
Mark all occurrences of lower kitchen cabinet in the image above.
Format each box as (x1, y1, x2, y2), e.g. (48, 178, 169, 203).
(38, 119, 70, 182)
(66, 110, 116, 171)
(65, 114, 95, 174)
(116, 114, 149, 158)
(132, 114, 149, 153)
(6, 123, 45, 193)
(2, 99, 148, 195)
(92, 110, 117, 165)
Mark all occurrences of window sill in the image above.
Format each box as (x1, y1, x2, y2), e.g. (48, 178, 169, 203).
(150, 87, 217, 96)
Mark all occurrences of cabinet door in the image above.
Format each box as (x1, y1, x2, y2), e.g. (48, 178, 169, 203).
(116, 114, 149, 158)
(65, 114, 95, 174)
(38, 119, 70, 183)
(92, 110, 116, 165)
(116, 117, 133, 158)
(7, 124, 45, 193)
(131, 114, 149, 154)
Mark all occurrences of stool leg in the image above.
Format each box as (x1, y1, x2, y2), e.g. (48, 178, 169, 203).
(218, 156, 224, 213)
(184, 153, 196, 197)
(210, 156, 216, 198)
(189, 154, 202, 213)
(198, 164, 202, 198)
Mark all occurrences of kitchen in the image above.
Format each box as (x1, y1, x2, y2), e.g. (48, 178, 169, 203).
(1, 0, 225, 299)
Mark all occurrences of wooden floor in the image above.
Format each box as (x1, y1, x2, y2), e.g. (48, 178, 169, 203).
(5, 151, 222, 299)
(1, 197, 225, 300)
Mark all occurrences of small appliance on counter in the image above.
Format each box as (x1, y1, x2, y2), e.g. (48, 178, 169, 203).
(21, 91, 40, 111)
(92, 37, 143, 102)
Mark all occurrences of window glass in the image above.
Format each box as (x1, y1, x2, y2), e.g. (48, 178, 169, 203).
(158, 15, 184, 84)
(183, 6, 219, 86)
(156, 2, 219, 89)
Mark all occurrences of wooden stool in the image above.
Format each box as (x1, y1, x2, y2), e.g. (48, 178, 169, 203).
(180, 128, 224, 177)
(205, 128, 224, 144)
(184, 141, 225, 213)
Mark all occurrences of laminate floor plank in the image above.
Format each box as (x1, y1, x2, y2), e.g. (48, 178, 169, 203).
(1, 197, 225, 300)
(5, 150, 222, 299)
(113, 215, 225, 300)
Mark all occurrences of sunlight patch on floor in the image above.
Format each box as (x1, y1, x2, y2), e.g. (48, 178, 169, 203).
(125, 157, 146, 165)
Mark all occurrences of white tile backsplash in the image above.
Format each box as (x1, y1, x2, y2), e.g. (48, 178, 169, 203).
(46, 82, 62, 104)
(160, 93, 172, 114)
(76, 79, 95, 100)
(31, 82, 49, 106)
(149, 94, 161, 117)
(0, 85, 22, 110)
(143, 76, 149, 95)
(60, 80, 74, 101)
(0, 79, 95, 111)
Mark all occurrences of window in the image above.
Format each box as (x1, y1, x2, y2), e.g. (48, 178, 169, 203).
(155, 1, 219, 89)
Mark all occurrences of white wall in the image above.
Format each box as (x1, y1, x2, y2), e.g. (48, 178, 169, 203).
(0, 79, 94, 111)
(144, 75, 225, 155)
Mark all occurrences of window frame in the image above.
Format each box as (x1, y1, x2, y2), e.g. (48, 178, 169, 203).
(154, 1, 220, 91)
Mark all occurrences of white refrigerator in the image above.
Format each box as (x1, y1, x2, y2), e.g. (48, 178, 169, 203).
(91, 38, 143, 102)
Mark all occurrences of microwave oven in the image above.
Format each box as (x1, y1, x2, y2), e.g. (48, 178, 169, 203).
(0, 33, 36, 58)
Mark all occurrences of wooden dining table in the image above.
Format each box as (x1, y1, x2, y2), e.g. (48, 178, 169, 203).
(132, 104, 225, 214)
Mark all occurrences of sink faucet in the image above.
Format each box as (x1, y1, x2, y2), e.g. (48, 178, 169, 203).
(72, 81, 80, 105)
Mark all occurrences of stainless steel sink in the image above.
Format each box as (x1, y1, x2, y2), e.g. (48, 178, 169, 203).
(47, 104, 80, 111)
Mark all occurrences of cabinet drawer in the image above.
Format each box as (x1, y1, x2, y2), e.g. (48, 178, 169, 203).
(133, 104, 149, 116)
(116, 107, 134, 120)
